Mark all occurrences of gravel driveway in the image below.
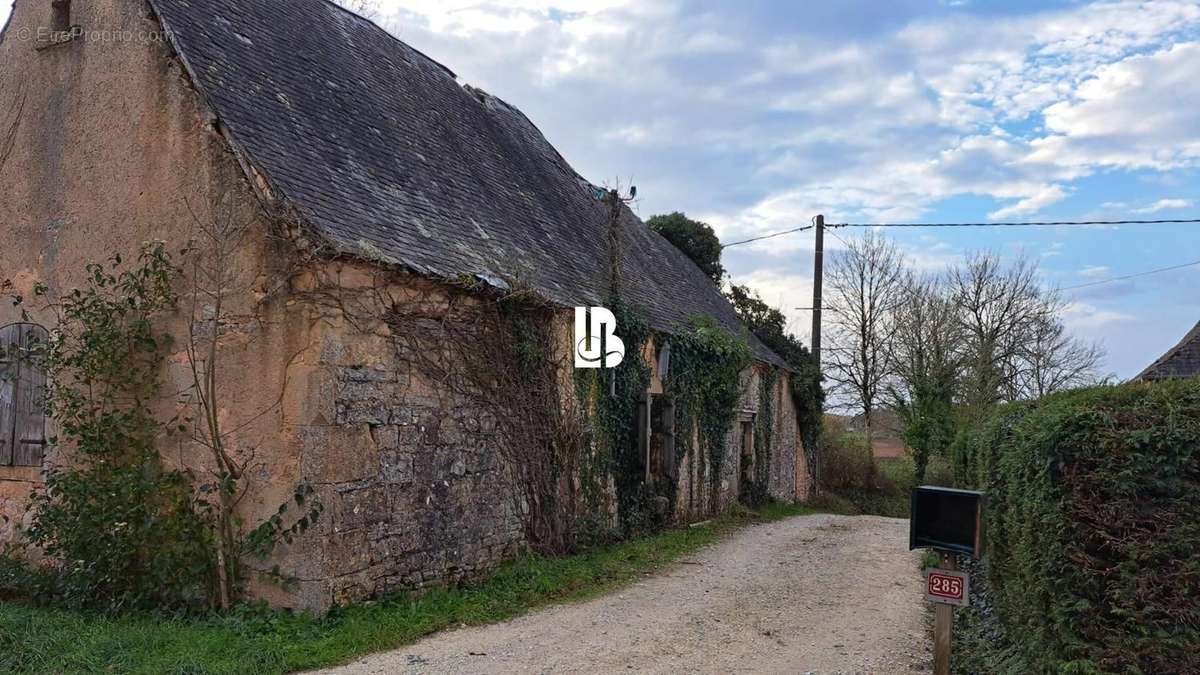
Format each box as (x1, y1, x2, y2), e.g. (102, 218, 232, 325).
(320, 514, 930, 674)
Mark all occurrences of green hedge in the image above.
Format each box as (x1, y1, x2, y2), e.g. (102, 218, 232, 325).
(956, 379, 1200, 674)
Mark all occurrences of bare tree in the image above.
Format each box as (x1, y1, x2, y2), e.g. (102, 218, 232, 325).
(336, 0, 382, 20)
(826, 230, 906, 449)
(946, 252, 1042, 410)
(182, 200, 314, 608)
(948, 252, 1105, 408)
(1015, 291, 1104, 399)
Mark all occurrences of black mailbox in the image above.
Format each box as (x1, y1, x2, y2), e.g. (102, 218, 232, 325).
(910, 486, 984, 557)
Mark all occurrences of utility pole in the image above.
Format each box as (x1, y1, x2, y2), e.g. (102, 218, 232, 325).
(811, 215, 824, 367)
(810, 214, 825, 493)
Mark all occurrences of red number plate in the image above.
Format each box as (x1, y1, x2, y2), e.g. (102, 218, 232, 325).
(925, 569, 969, 606)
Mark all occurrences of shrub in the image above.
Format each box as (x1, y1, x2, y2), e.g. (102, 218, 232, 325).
(9, 244, 216, 613)
(957, 379, 1200, 673)
(819, 419, 876, 491)
(817, 419, 921, 517)
(923, 454, 955, 487)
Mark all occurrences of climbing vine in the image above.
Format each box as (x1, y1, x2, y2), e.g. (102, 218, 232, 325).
(744, 368, 778, 506)
(10, 244, 215, 612)
(387, 278, 596, 555)
(574, 298, 653, 536)
(664, 315, 752, 515)
(4, 241, 321, 613)
(790, 357, 825, 491)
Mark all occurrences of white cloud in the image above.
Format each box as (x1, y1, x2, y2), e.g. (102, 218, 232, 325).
(696, 4, 1200, 244)
(1062, 301, 1135, 330)
(1029, 42, 1200, 171)
(1134, 198, 1193, 213)
(988, 185, 1069, 220)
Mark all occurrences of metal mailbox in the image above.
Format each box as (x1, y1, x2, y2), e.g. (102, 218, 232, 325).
(909, 486, 984, 558)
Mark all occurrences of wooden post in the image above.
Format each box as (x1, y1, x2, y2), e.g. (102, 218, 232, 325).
(934, 552, 957, 675)
(810, 215, 824, 368)
(810, 214, 825, 490)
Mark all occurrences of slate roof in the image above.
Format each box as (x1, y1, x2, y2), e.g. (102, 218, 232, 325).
(146, 0, 788, 369)
(1137, 321, 1200, 381)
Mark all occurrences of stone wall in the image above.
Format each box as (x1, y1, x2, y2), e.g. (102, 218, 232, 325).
(671, 363, 805, 520)
(318, 360, 525, 604)
(0, 0, 811, 612)
(770, 372, 806, 502)
(279, 271, 529, 607)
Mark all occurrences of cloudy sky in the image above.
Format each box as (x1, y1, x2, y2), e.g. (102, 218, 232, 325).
(5, 0, 1198, 377)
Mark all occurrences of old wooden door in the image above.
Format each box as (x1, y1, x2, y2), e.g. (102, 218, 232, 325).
(0, 323, 48, 466)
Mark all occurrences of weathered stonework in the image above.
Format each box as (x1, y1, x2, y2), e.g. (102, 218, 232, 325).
(315, 357, 525, 605)
(671, 365, 809, 522)
(0, 0, 814, 613)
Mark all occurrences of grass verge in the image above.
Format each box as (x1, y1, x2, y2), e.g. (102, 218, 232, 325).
(0, 501, 820, 674)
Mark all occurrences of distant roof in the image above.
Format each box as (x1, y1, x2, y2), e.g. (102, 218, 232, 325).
(843, 409, 903, 438)
(146, 0, 788, 369)
(1137, 321, 1200, 381)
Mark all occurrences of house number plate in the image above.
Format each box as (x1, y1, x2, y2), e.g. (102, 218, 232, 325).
(924, 568, 969, 606)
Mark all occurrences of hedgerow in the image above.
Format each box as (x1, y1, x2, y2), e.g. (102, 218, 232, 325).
(957, 379, 1200, 673)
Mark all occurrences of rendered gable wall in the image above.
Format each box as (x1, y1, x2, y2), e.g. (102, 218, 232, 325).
(0, 0, 330, 607)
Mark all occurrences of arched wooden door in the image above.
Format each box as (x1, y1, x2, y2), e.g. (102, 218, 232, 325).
(0, 323, 49, 467)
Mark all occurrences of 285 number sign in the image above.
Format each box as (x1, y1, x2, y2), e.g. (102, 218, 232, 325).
(925, 569, 969, 606)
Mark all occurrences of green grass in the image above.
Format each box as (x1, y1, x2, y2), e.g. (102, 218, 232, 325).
(0, 502, 820, 674)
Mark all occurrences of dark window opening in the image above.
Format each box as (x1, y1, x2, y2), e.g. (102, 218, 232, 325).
(0, 323, 49, 467)
(739, 419, 754, 495)
(51, 0, 72, 33)
(643, 394, 675, 482)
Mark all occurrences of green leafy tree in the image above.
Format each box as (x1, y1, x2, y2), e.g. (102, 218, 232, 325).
(646, 212, 726, 284)
(886, 274, 962, 482)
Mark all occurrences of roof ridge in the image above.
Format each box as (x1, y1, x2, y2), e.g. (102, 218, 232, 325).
(1137, 319, 1200, 380)
(316, 0, 457, 80)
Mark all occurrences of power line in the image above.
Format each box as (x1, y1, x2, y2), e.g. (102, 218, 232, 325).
(825, 225, 851, 249)
(722, 224, 814, 248)
(833, 218, 1200, 228)
(1061, 259, 1200, 291)
(720, 217, 1200, 249)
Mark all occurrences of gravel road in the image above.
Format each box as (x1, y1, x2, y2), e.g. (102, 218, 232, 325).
(320, 514, 930, 674)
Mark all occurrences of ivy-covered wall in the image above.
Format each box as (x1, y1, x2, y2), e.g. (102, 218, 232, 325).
(311, 287, 810, 609)
(650, 314, 807, 521)
(769, 371, 807, 501)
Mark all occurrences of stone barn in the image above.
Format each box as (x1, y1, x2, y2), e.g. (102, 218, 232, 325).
(0, 0, 813, 609)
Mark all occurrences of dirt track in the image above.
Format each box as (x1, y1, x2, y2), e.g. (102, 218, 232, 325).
(320, 514, 930, 674)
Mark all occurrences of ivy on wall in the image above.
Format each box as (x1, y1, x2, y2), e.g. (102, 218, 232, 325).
(744, 368, 778, 506)
(664, 315, 753, 515)
(3, 242, 321, 614)
(575, 298, 653, 536)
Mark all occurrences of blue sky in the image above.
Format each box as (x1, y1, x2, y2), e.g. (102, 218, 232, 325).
(4, 0, 1197, 377)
